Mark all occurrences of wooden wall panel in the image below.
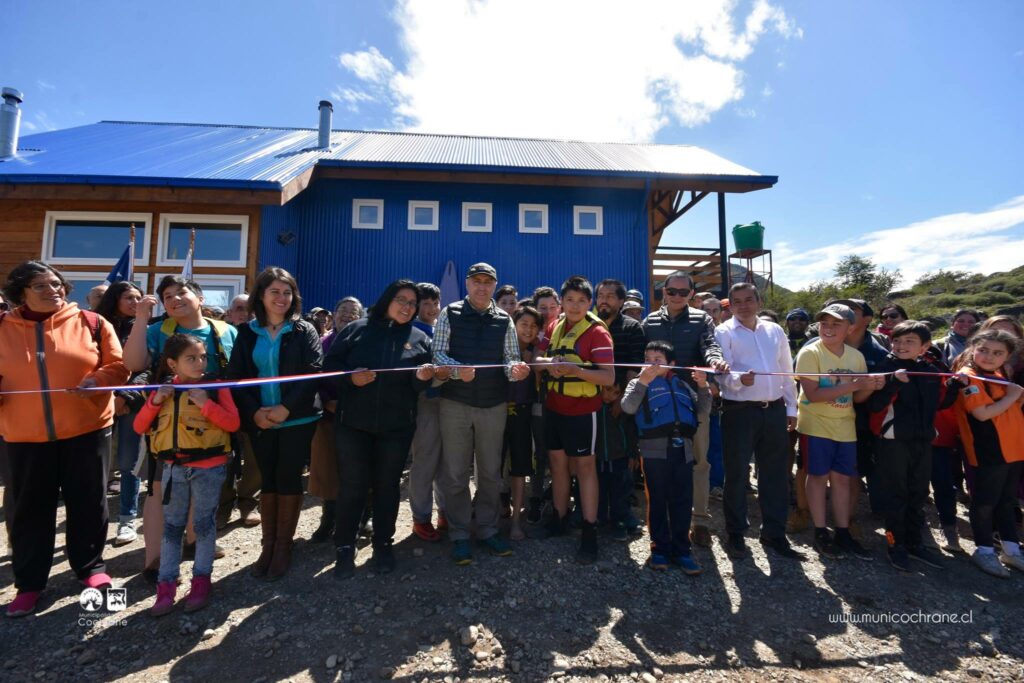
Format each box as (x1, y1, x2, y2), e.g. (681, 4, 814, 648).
(0, 198, 261, 293)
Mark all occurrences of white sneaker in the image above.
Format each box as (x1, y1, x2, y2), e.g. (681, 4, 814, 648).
(113, 520, 138, 547)
(999, 551, 1024, 573)
(971, 550, 1010, 578)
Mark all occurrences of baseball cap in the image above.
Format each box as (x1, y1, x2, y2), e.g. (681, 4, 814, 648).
(309, 307, 328, 315)
(625, 289, 644, 303)
(786, 307, 810, 321)
(816, 303, 856, 325)
(465, 263, 497, 280)
(828, 298, 874, 318)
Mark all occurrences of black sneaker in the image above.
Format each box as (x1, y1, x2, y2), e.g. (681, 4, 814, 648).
(887, 545, 912, 572)
(577, 523, 598, 564)
(542, 513, 567, 539)
(813, 531, 845, 560)
(373, 543, 396, 574)
(526, 498, 542, 525)
(907, 545, 945, 569)
(334, 546, 355, 580)
(759, 535, 806, 561)
(725, 534, 748, 559)
(836, 533, 873, 561)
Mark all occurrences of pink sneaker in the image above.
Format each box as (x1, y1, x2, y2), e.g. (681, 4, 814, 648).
(184, 575, 211, 613)
(6, 591, 41, 618)
(150, 581, 177, 617)
(80, 572, 112, 589)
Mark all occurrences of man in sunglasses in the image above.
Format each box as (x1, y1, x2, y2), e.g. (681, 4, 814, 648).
(642, 271, 730, 548)
(785, 308, 811, 358)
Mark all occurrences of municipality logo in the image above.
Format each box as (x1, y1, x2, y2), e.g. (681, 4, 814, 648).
(79, 587, 128, 612)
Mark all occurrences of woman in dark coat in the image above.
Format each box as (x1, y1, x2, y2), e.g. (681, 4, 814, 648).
(325, 279, 436, 578)
(225, 267, 322, 581)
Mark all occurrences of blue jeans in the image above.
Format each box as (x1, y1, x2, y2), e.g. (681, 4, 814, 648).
(708, 412, 724, 489)
(159, 463, 227, 582)
(115, 412, 143, 521)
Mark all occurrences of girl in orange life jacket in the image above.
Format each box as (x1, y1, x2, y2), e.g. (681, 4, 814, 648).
(134, 334, 240, 616)
(951, 329, 1024, 578)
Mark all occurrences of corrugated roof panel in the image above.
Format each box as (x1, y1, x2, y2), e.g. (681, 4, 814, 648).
(0, 121, 776, 190)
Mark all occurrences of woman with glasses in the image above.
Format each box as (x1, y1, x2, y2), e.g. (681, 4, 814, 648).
(307, 296, 365, 544)
(0, 261, 130, 617)
(876, 304, 909, 342)
(325, 280, 436, 578)
(225, 267, 323, 581)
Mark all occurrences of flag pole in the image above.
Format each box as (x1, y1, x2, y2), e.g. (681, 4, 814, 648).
(128, 223, 136, 283)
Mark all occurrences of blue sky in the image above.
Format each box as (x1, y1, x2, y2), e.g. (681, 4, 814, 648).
(4, 0, 1023, 289)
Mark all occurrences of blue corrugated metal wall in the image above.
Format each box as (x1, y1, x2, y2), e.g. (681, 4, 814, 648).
(260, 179, 648, 309)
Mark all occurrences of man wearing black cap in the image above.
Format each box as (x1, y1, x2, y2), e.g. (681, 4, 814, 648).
(432, 263, 531, 565)
(785, 308, 811, 358)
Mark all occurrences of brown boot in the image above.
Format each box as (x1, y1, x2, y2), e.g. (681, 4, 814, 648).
(251, 493, 278, 578)
(267, 495, 302, 581)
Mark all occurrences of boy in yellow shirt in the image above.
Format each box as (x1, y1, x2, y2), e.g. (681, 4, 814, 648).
(796, 304, 883, 560)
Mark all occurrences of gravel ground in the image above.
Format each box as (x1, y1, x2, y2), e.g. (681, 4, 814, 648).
(0, 474, 1022, 683)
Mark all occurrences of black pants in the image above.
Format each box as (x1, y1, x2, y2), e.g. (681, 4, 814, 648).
(597, 457, 632, 526)
(874, 439, 931, 547)
(7, 428, 110, 592)
(642, 446, 694, 556)
(970, 461, 1023, 549)
(930, 446, 958, 527)
(252, 422, 317, 495)
(334, 423, 413, 548)
(722, 401, 789, 539)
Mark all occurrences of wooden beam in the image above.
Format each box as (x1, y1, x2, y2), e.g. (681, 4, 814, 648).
(0, 183, 280, 205)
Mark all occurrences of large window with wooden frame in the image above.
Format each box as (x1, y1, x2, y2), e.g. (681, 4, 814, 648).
(156, 214, 249, 268)
(41, 211, 152, 266)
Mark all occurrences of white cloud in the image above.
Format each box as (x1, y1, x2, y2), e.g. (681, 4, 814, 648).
(761, 84, 774, 98)
(338, 47, 395, 83)
(36, 80, 56, 92)
(335, 0, 800, 140)
(773, 195, 1024, 290)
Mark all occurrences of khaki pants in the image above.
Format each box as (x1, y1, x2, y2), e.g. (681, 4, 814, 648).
(692, 403, 712, 520)
(308, 416, 339, 500)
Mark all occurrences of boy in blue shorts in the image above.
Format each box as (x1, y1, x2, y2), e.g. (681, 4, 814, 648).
(795, 304, 883, 560)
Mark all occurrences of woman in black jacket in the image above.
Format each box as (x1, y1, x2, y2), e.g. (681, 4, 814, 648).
(325, 279, 435, 578)
(226, 267, 322, 581)
(95, 282, 150, 547)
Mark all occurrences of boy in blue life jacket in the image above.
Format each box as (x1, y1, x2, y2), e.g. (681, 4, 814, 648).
(622, 341, 711, 574)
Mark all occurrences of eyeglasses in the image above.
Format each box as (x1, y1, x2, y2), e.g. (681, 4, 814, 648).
(29, 281, 65, 293)
(664, 287, 691, 298)
(392, 297, 417, 309)
(881, 312, 902, 320)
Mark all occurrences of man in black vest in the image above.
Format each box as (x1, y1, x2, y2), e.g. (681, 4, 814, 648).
(433, 263, 531, 565)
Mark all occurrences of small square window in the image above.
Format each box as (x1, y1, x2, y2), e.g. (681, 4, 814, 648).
(518, 204, 548, 234)
(573, 206, 603, 236)
(408, 201, 439, 231)
(353, 199, 384, 229)
(462, 202, 492, 233)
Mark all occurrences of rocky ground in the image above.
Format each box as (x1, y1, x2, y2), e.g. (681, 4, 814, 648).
(0, 475, 1022, 683)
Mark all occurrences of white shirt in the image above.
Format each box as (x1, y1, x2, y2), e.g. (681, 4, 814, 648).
(714, 316, 797, 417)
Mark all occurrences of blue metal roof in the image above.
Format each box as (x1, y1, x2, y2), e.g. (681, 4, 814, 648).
(0, 121, 777, 191)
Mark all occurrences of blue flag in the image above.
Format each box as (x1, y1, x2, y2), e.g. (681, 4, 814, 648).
(104, 243, 134, 285)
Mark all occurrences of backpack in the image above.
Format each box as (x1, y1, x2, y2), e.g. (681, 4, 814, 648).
(635, 374, 699, 439)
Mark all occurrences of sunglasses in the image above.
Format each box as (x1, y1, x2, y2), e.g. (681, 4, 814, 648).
(881, 312, 902, 320)
(664, 287, 692, 298)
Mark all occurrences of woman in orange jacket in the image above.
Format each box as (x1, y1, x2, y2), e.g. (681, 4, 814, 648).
(0, 261, 129, 617)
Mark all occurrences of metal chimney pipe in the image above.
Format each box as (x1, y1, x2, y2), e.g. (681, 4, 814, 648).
(0, 87, 24, 160)
(317, 100, 333, 149)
